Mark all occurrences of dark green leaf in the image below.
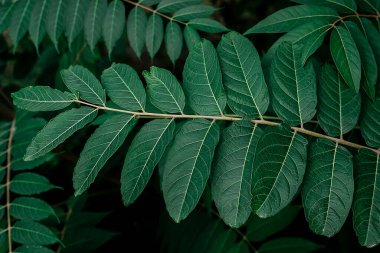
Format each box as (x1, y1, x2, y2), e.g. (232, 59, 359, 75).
(246, 205, 301, 242)
(183, 25, 200, 50)
(73, 114, 137, 195)
(157, 0, 201, 13)
(165, 21, 183, 65)
(84, 0, 107, 52)
(15, 246, 55, 253)
(46, 0, 66, 51)
(102, 0, 125, 57)
(188, 18, 229, 33)
(270, 42, 317, 126)
(65, 0, 88, 49)
(162, 119, 220, 222)
(317, 64, 361, 137)
(360, 98, 380, 148)
(11, 173, 59, 195)
(28, 0, 49, 53)
(127, 7, 147, 59)
(183, 39, 226, 116)
(9, 0, 34, 50)
(0, 3, 15, 33)
(245, 5, 338, 34)
(101, 63, 146, 111)
(24, 107, 98, 161)
(212, 122, 262, 227)
(145, 13, 164, 58)
(121, 119, 175, 206)
(353, 149, 380, 247)
(12, 221, 60, 245)
(292, 0, 357, 13)
(252, 126, 308, 218)
(173, 5, 217, 21)
(330, 25, 361, 92)
(61, 65, 106, 106)
(11, 197, 57, 221)
(143, 66, 185, 114)
(259, 237, 323, 253)
(218, 31, 270, 119)
(12, 86, 75, 112)
(302, 139, 354, 237)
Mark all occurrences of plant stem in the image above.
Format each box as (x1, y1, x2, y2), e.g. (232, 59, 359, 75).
(122, 0, 187, 25)
(6, 119, 16, 253)
(75, 100, 380, 155)
(56, 208, 72, 253)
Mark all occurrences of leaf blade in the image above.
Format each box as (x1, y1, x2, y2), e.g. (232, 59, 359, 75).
(145, 13, 164, 59)
(12, 86, 75, 112)
(162, 119, 220, 222)
(252, 126, 308, 218)
(127, 7, 148, 59)
(84, 0, 107, 52)
(183, 39, 227, 116)
(302, 139, 354, 237)
(143, 66, 185, 114)
(102, 0, 125, 57)
(24, 107, 98, 161)
(212, 121, 262, 228)
(218, 31, 270, 119)
(121, 119, 175, 206)
(165, 21, 183, 65)
(73, 114, 137, 196)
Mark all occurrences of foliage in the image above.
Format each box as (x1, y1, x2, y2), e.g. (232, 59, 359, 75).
(1, 0, 380, 252)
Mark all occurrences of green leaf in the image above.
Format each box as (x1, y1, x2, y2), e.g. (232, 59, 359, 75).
(28, 0, 49, 53)
(263, 21, 332, 66)
(212, 121, 262, 228)
(218, 31, 270, 119)
(173, 5, 217, 22)
(65, 0, 88, 49)
(302, 139, 354, 237)
(84, 0, 107, 52)
(330, 25, 361, 93)
(127, 7, 148, 59)
(12, 221, 60, 245)
(292, 0, 357, 13)
(270, 42, 317, 126)
(145, 13, 164, 59)
(0, 3, 15, 33)
(252, 126, 308, 218)
(102, 0, 125, 58)
(360, 98, 380, 148)
(353, 149, 380, 247)
(121, 119, 175, 206)
(245, 5, 338, 34)
(162, 119, 220, 222)
(258, 237, 323, 253)
(73, 114, 137, 196)
(46, 0, 66, 51)
(183, 25, 200, 50)
(157, 0, 201, 13)
(183, 39, 226, 116)
(317, 64, 361, 137)
(10, 197, 57, 221)
(12, 86, 75, 112)
(60, 227, 116, 253)
(188, 18, 229, 33)
(14, 246, 55, 253)
(9, 0, 34, 51)
(165, 21, 183, 65)
(11, 172, 58, 195)
(101, 63, 146, 111)
(61, 65, 106, 106)
(357, 0, 380, 13)
(143, 66, 185, 114)
(138, 0, 159, 6)
(345, 21, 377, 101)
(246, 205, 301, 242)
(24, 107, 98, 161)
